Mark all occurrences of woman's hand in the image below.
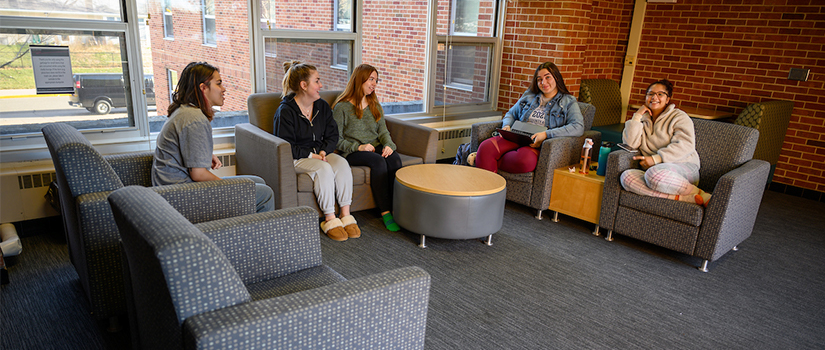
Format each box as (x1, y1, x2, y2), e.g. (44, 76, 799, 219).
(312, 150, 327, 161)
(211, 154, 222, 170)
(358, 144, 375, 152)
(381, 146, 394, 158)
(633, 105, 650, 120)
(633, 155, 655, 170)
(502, 125, 512, 131)
(530, 132, 547, 148)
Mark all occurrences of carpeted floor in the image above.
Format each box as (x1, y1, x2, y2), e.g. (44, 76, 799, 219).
(2, 190, 824, 349)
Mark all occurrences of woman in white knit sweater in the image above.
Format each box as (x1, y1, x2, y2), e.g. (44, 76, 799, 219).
(621, 79, 711, 206)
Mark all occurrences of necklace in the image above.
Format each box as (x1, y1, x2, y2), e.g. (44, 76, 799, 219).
(297, 101, 313, 119)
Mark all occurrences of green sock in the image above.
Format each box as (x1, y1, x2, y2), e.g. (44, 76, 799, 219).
(383, 213, 400, 232)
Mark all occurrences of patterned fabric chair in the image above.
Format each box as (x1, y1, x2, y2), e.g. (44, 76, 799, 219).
(579, 79, 625, 146)
(599, 119, 770, 272)
(108, 186, 431, 350)
(734, 100, 794, 182)
(235, 91, 439, 214)
(42, 123, 257, 324)
(469, 102, 600, 219)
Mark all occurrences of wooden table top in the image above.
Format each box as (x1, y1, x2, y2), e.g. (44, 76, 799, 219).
(628, 104, 737, 120)
(395, 164, 506, 196)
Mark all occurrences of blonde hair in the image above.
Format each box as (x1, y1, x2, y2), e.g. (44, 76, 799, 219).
(281, 60, 317, 98)
(332, 64, 381, 121)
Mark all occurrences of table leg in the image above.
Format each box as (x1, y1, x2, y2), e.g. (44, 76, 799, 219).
(552, 211, 559, 223)
(418, 234, 427, 248)
(592, 225, 600, 236)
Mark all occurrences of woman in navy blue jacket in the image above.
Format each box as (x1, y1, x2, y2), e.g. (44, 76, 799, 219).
(274, 60, 358, 242)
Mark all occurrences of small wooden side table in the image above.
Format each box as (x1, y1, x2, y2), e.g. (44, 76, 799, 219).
(547, 164, 605, 236)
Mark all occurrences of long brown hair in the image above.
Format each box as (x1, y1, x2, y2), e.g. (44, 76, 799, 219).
(282, 60, 317, 98)
(528, 61, 570, 96)
(332, 64, 381, 121)
(168, 62, 218, 120)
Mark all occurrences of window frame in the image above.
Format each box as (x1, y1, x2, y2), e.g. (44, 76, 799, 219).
(163, 0, 174, 39)
(251, 0, 506, 119)
(0, 7, 152, 162)
(202, 0, 216, 45)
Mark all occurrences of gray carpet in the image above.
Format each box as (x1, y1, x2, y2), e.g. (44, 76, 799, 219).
(2, 191, 824, 349)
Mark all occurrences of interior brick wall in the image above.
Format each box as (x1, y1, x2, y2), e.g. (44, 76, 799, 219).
(581, 0, 632, 80)
(498, 0, 592, 111)
(634, 1, 825, 192)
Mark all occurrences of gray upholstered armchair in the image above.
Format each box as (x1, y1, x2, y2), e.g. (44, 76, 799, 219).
(599, 119, 770, 272)
(733, 100, 794, 182)
(42, 123, 258, 325)
(579, 79, 624, 145)
(469, 102, 600, 219)
(108, 186, 430, 350)
(235, 91, 438, 214)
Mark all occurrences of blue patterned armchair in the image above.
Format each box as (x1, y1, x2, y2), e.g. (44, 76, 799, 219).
(108, 186, 431, 350)
(42, 123, 257, 325)
(599, 118, 770, 272)
(470, 102, 600, 219)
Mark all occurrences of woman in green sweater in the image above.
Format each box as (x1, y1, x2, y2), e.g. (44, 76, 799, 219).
(332, 64, 402, 231)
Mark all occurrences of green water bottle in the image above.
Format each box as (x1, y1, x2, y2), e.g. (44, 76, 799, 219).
(597, 141, 613, 176)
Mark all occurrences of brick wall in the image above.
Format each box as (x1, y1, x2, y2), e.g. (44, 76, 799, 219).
(581, 0, 632, 80)
(150, 0, 251, 117)
(498, 0, 592, 111)
(634, 1, 825, 192)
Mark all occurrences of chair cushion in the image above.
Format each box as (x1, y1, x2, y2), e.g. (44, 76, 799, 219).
(619, 191, 704, 226)
(246, 265, 346, 301)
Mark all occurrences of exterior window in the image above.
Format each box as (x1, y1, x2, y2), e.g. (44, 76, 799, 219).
(263, 39, 349, 94)
(447, 45, 475, 87)
(332, 43, 348, 70)
(167, 68, 178, 103)
(202, 0, 216, 45)
(451, 0, 480, 35)
(335, 0, 352, 32)
(163, 0, 174, 39)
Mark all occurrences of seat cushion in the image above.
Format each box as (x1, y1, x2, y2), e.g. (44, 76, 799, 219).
(619, 191, 704, 226)
(246, 265, 346, 301)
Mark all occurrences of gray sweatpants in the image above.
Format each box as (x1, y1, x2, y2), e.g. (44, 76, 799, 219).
(294, 153, 353, 215)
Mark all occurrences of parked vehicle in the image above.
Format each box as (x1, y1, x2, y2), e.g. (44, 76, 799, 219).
(68, 73, 156, 115)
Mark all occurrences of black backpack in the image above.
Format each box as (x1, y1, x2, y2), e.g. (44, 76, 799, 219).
(453, 142, 472, 166)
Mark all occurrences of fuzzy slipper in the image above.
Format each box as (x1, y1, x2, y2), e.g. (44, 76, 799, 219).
(321, 218, 347, 241)
(341, 215, 361, 238)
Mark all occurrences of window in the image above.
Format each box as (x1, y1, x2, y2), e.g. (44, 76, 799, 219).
(451, 0, 480, 35)
(166, 68, 178, 103)
(254, 0, 503, 116)
(1, 0, 253, 161)
(163, 0, 174, 39)
(202, 0, 216, 45)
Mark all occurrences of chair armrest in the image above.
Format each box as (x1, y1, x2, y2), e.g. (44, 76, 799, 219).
(235, 123, 298, 209)
(183, 266, 431, 350)
(529, 133, 597, 210)
(386, 117, 438, 164)
(694, 159, 770, 261)
(104, 151, 154, 187)
(470, 120, 502, 152)
(151, 178, 257, 223)
(194, 206, 322, 285)
(598, 150, 639, 230)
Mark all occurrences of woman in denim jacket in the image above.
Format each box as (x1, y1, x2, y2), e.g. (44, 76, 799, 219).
(476, 62, 584, 173)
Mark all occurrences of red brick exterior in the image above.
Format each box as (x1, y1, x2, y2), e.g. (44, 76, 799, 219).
(497, 0, 825, 191)
(150, 0, 251, 116)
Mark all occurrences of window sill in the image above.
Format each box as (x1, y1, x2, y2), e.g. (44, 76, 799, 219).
(330, 64, 347, 71)
(444, 83, 473, 92)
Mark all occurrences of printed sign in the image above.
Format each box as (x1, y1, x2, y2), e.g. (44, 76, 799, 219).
(30, 45, 74, 94)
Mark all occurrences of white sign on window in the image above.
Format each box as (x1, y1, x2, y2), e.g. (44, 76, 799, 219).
(30, 45, 74, 94)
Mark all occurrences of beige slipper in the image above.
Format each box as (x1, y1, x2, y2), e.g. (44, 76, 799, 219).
(341, 215, 361, 238)
(320, 218, 347, 241)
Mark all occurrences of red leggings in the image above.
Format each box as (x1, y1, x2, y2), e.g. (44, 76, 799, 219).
(475, 135, 540, 173)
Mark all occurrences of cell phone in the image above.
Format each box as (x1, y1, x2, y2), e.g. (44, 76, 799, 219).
(617, 143, 638, 153)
